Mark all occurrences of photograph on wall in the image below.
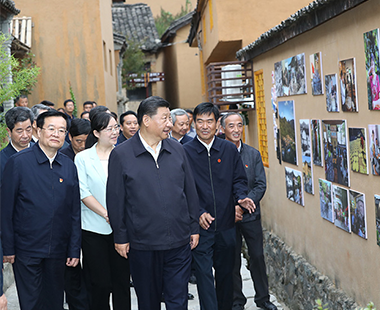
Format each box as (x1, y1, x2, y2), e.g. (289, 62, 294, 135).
(333, 185, 350, 232)
(363, 29, 380, 110)
(319, 179, 333, 222)
(348, 127, 368, 175)
(311, 120, 323, 166)
(310, 52, 323, 95)
(279, 100, 297, 165)
(300, 119, 313, 194)
(368, 124, 380, 175)
(325, 74, 339, 112)
(339, 58, 358, 112)
(374, 195, 380, 246)
(349, 190, 367, 239)
(279, 53, 307, 97)
(274, 61, 284, 97)
(322, 120, 349, 187)
(285, 167, 304, 206)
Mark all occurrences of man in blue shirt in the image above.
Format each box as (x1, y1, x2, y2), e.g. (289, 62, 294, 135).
(1, 110, 81, 310)
(183, 102, 255, 310)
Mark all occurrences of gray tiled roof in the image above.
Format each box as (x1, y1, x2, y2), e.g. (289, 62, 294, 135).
(161, 11, 195, 42)
(112, 3, 160, 52)
(0, 0, 20, 15)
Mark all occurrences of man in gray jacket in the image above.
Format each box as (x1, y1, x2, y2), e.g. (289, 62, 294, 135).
(221, 112, 277, 310)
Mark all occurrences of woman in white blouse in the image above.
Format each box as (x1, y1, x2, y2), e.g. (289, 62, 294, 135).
(75, 112, 130, 310)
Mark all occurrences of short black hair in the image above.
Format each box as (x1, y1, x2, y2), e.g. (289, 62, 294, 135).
(120, 110, 137, 125)
(15, 94, 28, 103)
(110, 111, 118, 121)
(137, 96, 170, 126)
(63, 99, 74, 107)
(40, 100, 55, 107)
(80, 111, 90, 118)
(83, 101, 94, 108)
(89, 106, 109, 121)
(85, 112, 114, 149)
(5, 107, 34, 131)
(185, 109, 193, 116)
(193, 102, 219, 122)
(36, 110, 68, 130)
(69, 118, 91, 137)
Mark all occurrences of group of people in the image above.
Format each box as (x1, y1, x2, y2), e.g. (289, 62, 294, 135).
(0, 95, 277, 310)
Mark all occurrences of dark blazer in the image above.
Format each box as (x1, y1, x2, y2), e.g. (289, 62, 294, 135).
(1, 143, 81, 259)
(60, 144, 76, 161)
(183, 137, 248, 231)
(170, 134, 193, 145)
(240, 142, 266, 222)
(116, 132, 127, 145)
(0, 143, 17, 177)
(107, 133, 199, 251)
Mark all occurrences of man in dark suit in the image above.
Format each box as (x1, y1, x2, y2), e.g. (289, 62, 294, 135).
(1, 110, 81, 310)
(0, 107, 34, 177)
(116, 111, 139, 145)
(107, 96, 199, 310)
(170, 108, 192, 144)
(221, 112, 277, 310)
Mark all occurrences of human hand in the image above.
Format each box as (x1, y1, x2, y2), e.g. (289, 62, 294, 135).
(190, 234, 199, 250)
(104, 212, 110, 224)
(3, 256, 15, 264)
(0, 293, 7, 310)
(199, 213, 214, 230)
(237, 198, 256, 214)
(115, 243, 129, 259)
(66, 258, 79, 267)
(235, 205, 244, 222)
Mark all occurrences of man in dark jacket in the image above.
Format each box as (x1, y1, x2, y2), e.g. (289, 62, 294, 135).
(221, 112, 277, 310)
(183, 102, 255, 310)
(1, 110, 81, 310)
(107, 96, 199, 310)
(170, 108, 192, 144)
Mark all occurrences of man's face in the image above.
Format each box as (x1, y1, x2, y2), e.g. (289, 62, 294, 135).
(223, 115, 243, 144)
(37, 116, 67, 151)
(172, 114, 189, 138)
(83, 104, 92, 112)
(65, 101, 75, 113)
(7, 119, 32, 151)
(145, 107, 173, 140)
(81, 112, 90, 121)
(195, 113, 217, 144)
(70, 134, 88, 154)
(121, 114, 139, 139)
(16, 98, 28, 107)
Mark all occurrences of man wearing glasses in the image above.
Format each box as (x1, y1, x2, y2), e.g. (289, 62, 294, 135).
(1, 110, 81, 310)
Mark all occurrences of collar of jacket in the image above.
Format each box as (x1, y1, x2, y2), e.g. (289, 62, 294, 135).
(131, 130, 173, 157)
(33, 142, 63, 166)
(193, 136, 222, 154)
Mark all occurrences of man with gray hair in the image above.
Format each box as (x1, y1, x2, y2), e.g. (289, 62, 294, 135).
(31, 103, 52, 143)
(170, 108, 192, 144)
(220, 112, 276, 310)
(0, 107, 34, 177)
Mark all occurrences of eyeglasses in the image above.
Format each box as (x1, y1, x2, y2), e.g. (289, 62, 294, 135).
(103, 125, 120, 133)
(41, 126, 67, 136)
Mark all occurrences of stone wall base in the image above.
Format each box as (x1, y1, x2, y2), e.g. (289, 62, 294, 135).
(262, 229, 358, 310)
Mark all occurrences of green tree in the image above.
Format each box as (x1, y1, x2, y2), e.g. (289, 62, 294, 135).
(0, 34, 40, 150)
(155, 0, 192, 37)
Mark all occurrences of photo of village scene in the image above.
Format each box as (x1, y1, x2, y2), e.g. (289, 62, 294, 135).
(300, 119, 313, 194)
(325, 73, 339, 112)
(375, 195, 380, 246)
(349, 190, 367, 239)
(319, 179, 333, 222)
(311, 119, 323, 166)
(310, 52, 323, 95)
(322, 120, 349, 187)
(279, 100, 297, 165)
(333, 185, 350, 232)
(285, 167, 304, 206)
(363, 28, 380, 110)
(348, 128, 368, 174)
(275, 53, 307, 97)
(368, 124, 380, 175)
(339, 58, 358, 112)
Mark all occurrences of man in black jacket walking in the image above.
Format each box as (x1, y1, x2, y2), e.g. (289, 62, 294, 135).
(221, 112, 277, 310)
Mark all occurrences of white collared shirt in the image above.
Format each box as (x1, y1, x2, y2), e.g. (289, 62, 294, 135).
(197, 136, 215, 154)
(10, 141, 30, 152)
(237, 140, 242, 153)
(139, 132, 162, 165)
